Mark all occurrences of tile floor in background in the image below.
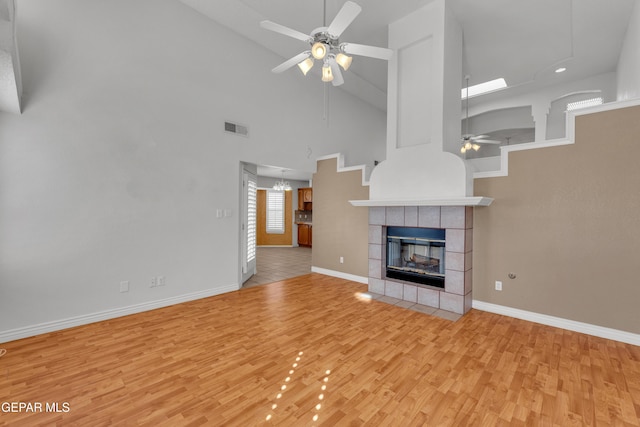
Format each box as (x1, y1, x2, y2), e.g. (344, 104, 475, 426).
(242, 246, 312, 288)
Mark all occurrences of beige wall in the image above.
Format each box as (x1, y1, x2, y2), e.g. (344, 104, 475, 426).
(474, 105, 640, 334)
(312, 157, 370, 278)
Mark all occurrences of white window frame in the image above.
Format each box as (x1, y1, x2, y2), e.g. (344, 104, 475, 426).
(266, 190, 285, 234)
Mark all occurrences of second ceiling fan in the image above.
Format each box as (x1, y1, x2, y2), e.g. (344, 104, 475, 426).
(260, 1, 393, 86)
(461, 75, 501, 154)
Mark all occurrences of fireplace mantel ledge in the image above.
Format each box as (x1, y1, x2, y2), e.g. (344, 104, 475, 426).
(349, 197, 493, 207)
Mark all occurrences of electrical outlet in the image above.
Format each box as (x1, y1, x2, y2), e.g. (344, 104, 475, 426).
(495, 280, 503, 291)
(150, 277, 157, 288)
(120, 281, 129, 293)
(158, 276, 166, 286)
(339, 256, 344, 264)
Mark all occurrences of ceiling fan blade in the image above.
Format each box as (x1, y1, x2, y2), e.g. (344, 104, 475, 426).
(341, 42, 393, 60)
(329, 58, 344, 86)
(327, 1, 362, 38)
(271, 52, 311, 73)
(260, 20, 311, 42)
(475, 140, 502, 144)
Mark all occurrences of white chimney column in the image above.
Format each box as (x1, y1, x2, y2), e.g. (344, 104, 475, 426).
(364, 0, 479, 203)
(386, 0, 462, 153)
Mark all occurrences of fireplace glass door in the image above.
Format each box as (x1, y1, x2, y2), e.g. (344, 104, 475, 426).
(386, 227, 445, 288)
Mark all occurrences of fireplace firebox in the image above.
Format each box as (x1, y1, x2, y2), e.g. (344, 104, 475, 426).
(386, 226, 445, 288)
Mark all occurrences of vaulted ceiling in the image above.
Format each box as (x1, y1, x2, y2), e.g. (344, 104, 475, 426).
(1, 0, 635, 117)
(177, 0, 635, 111)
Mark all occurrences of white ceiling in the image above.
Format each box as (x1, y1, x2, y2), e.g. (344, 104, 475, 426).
(2, 1, 635, 114)
(3, 0, 634, 178)
(176, 0, 635, 179)
(257, 164, 313, 182)
(177, 0, 636, 112)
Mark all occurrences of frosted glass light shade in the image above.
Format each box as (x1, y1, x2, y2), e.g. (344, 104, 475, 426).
(321, 64, 333, 82)
(335, 53, 352, 70)
(297, 58, 314, 75)
(311, 42, 328, 60)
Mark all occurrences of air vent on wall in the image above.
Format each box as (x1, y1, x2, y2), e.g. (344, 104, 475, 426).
(224, 121, 249, 137)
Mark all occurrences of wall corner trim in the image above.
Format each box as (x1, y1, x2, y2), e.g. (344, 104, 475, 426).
(311, 267, 369, 284)
(0, 284, 239, 344)
(473, 300, 640, 346)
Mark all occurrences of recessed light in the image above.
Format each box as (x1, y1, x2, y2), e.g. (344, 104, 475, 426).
(555, 67, 567, 73)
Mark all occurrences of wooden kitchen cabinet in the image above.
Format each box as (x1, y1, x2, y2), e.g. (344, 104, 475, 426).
(298, 187, 312, 211)
(298, 224, 312, 247)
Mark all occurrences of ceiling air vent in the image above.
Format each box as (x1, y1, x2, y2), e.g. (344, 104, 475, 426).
(224, 121, 249, 137)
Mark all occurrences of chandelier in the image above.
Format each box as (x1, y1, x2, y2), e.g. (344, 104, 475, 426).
(273, 170, 292, 191)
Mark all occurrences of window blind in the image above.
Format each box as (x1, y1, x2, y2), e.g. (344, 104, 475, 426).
(246, 178, 257, 263)
(266, 190, 285, 234)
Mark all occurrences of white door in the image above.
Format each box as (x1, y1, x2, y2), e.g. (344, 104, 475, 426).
(241, 170, 257, 284)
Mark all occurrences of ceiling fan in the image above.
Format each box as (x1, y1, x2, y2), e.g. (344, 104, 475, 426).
(260, 1, 393, 86)
(461, 75, 501, 154)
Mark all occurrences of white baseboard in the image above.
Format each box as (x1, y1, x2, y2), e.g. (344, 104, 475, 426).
(473, 300, 640, 346)
(311, 266, 368, 284)
(0, 284, 238, 344)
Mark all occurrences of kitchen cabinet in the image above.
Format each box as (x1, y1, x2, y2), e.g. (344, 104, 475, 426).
(298, 224, 312, 247)
(298, 187, 312, 211)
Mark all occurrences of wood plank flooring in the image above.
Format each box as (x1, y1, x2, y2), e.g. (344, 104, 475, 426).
(1, 273, 639, 426)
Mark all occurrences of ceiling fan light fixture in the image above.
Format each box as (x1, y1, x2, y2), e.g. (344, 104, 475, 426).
(298, 57, 314, 75)
(311, 42, 328, 60)
(335, 53, 352, 70)
(321, 62, 333, 82)
(261, 1, 393, 87)
(472, 144, 481, 151)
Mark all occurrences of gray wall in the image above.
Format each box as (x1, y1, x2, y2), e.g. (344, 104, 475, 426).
(0, 0, 386, 337)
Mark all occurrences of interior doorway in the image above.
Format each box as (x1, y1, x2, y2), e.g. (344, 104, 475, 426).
(240, 163, 313, 286)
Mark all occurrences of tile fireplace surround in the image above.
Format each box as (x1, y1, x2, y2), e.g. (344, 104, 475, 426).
(368, 206, 473, 315)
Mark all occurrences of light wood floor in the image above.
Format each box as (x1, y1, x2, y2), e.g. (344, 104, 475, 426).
(1, 274, 639, 426)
